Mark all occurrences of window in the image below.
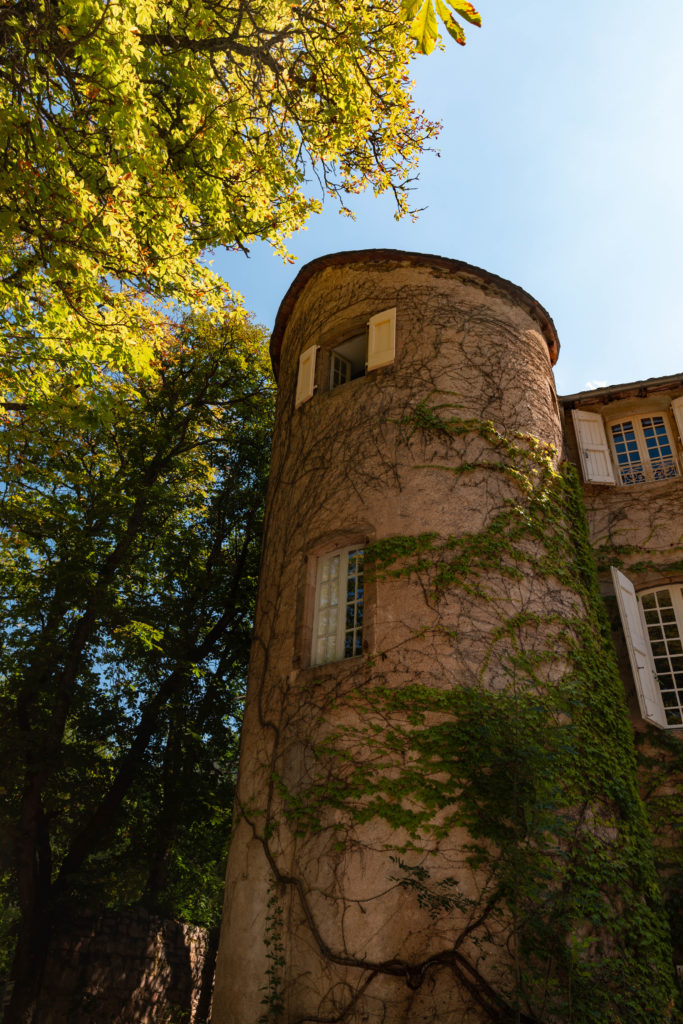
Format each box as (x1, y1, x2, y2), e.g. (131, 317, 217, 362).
(295, 308, 396, 405)
(328, 308, 396, 392)
(639, 586, 683, 727)
(609, 416, 678, 485)
(312, 547, 364, 665)
(329, 334, 365, 389)
(611, 567, 683, 729)
(572, 398, 683, 486)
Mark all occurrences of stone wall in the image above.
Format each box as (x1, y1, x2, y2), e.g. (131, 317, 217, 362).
(31, 909, 216, 1024)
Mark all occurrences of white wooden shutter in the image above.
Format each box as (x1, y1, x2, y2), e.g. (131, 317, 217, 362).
(366, 308, 396, 372)
(571, 409, 616, 484)
(611, 566, 667, 729)
(671, 396, 683, 446)
(294, 345, 318, 407)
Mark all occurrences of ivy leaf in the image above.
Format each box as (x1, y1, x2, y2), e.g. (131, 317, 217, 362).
(408, 0, 439, 55)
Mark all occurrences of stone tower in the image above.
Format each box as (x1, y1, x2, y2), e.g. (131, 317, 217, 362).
(212, 251, 673, 1024)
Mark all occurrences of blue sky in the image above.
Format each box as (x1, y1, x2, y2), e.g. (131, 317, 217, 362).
(213, 1, 683, 396)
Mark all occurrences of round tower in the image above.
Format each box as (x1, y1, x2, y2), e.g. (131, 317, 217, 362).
(211, 252, 672, 1024)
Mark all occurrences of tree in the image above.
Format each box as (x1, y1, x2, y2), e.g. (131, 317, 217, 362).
(0, 311, 275, 1024)
(0, 0, 459, 380)
(0, 0, 481, 384)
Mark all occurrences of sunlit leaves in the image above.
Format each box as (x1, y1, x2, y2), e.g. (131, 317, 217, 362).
(0, 0, 442, 381)
(403, 0, 482, 53)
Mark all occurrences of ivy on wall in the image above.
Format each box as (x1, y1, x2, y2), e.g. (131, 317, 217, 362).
(264, 395, 677, 1024)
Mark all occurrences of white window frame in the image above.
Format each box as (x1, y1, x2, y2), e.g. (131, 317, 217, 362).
(311, 546, 364, 666)
(607, 412, 679, 485)
(637, 582, 683, 729)
(611, 567, 683, 729)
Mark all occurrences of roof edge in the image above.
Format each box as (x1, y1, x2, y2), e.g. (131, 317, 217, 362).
(560, 372, 683, 407)
(269, 249, 560, 376)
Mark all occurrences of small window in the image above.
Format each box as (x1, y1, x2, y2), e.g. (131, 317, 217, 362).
(328, 308, 396, 392)
(329, 334, 366, 389)
(312, 547, 364, 665)
(609, 415, 679, 485)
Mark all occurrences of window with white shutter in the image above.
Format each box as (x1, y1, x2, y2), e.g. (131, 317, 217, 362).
(572, 410, 616, 484)
(328, 309, 397, 391)
(611, 567, 670, 729)
(671, 396, 683, 447)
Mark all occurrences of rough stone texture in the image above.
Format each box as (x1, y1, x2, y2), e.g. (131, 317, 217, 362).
(31, 909, 216, 1024)
(213, 256, 573, 1024)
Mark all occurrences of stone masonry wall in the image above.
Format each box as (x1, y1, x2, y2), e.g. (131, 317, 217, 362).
(30, 909, 216, 1024)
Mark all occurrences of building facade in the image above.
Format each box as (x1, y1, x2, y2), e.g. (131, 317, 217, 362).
(212, 251, 683, 1024)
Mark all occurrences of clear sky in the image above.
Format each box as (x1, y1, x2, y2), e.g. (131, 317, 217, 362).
(212, 1, 683, 396)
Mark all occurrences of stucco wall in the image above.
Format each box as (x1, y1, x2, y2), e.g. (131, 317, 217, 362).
(213, 256, 587, 1024)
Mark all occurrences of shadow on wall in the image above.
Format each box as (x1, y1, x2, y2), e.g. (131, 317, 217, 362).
(31, 909, 217, 1024)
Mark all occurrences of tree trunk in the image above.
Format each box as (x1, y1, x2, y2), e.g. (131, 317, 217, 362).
(4, 900, 52, 1024)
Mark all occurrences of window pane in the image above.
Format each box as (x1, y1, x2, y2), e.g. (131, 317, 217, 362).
(640, 585, 683, 728)
(313, 548, 364, 665)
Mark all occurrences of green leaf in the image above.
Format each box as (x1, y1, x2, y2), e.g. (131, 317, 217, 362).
(400, 0, 423, 18)
(435, 0, 466, 45)
(449, 0, 482, 27)
(409, 0, 439, 54)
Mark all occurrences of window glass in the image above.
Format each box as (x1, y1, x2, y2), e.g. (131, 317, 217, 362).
(313, 547, 364, 665)
(609, 415, 678, 485)
(329, 334, 366, 390)
(640, 586, 683, 726)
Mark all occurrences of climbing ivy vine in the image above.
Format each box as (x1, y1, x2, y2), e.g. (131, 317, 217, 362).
(269, 394, 676, 1024)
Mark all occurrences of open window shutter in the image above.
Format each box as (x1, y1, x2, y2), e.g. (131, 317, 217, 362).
(611, 567, 667, 729)
(294, 345, 318, 407)
(571, 409, 616, 484)
(366, 308, 396, 372)
(671, 396, 683, 446)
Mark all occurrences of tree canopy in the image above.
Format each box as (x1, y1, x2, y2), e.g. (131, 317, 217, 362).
(0, 0, 481, 385)
(0, 0, 472, 381)
(0, 311, 274, 1023)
